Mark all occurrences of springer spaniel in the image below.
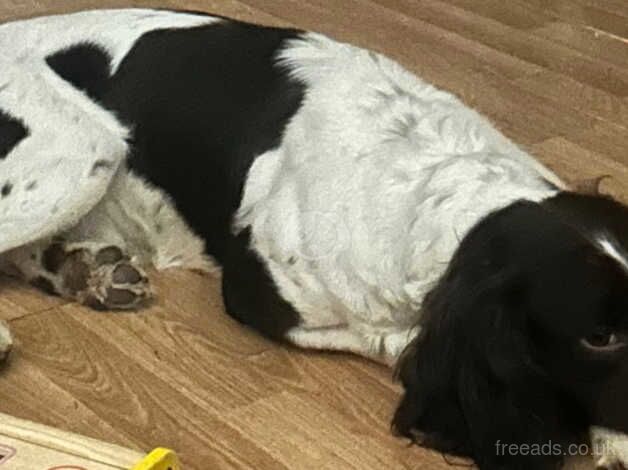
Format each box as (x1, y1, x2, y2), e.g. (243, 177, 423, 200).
(0, 9, 627, 469)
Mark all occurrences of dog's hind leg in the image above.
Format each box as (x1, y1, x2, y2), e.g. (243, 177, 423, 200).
(0, 166, 218, 311)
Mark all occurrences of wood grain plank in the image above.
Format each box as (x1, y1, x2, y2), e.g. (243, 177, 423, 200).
(569, 0, 628, 18)
(443, 0, 555, 30)
(532, 22, 628, 71)
(4, 306, 291, 470)
(1, 271, 428, 470)
(0, 277, 66, 321)
(512, 0, 628, 38)
(385, 0, 628, 96)
(247, 0, 544, 81)
(514, 69, 628, 129)
(226, 391, 456, 470)
(0, 412, 143, 467)
(565, 120, 628, 169)
(531, 137, 628, 203)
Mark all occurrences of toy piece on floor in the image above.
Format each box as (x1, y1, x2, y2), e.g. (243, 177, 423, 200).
(131, 448, 180, 470)
(0, 412, 180, 469)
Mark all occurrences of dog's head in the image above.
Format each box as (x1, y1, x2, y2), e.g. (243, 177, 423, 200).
(393, 192, 628, 469)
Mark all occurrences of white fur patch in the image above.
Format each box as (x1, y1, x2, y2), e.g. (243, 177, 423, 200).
(597, 236, 628, 272)
(0, 9, 219, 254)
(69, 168, 217, 273)
(590, 426, 628, 468)
(236, 33, 560, 361)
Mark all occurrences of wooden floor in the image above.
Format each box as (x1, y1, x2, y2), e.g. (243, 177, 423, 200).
(0, 1, 627, 469)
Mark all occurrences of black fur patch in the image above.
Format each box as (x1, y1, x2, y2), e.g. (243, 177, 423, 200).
(96, 20, 305, 338)
(0, 182, 12, 198)
(222, 229, 301, 340)
(0, 110, 28, 160)
(46, 43, 112, 101)
(102, 21, 305, 256)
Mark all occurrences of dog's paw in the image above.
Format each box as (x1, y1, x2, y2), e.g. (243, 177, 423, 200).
(39, 242, 152, 311)
(82, 256, 151, 310)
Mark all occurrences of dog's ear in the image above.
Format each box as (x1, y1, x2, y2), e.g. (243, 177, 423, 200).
(393, 274, 581, 469)
(393, 203, 590, 469)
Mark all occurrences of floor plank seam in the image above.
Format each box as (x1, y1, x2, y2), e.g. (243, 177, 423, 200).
(7, 303, 70, 324)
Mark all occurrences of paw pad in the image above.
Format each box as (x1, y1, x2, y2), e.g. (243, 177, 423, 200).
(105, 287, 139, 306)
(36, 243, 151, 311)
(112, 263, 143, 284)
(95, 246, 124, 265)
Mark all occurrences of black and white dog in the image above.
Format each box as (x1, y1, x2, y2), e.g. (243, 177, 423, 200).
(0, 9, 627, 469)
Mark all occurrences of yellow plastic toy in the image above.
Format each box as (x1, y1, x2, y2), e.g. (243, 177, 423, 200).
(130, 448, 181, 470)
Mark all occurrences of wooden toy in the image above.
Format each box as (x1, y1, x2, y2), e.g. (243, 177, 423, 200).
(0, 412, 179, 469)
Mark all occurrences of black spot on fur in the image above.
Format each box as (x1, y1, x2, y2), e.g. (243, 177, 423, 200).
(1, 182, 12, 197)
(42, 243, 66, 274)
(46, 43, 112, 101)
(94, 20, 305, 339)
(0, 110, 28, 160)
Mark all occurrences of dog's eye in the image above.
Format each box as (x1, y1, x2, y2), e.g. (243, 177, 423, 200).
(581, 328, 625, 352)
